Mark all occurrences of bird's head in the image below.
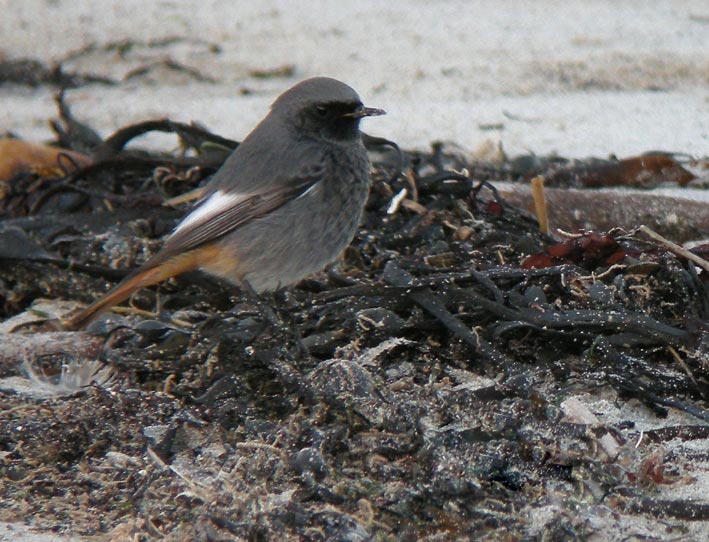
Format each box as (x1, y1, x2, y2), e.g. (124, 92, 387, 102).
(271, 77, 385, 142)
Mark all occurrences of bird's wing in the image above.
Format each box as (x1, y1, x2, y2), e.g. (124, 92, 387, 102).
(143, 162, 324, 269)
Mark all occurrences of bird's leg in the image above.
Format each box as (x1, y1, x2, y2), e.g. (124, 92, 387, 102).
(238, 279, 310, 359)
(233, 279, 314, 401)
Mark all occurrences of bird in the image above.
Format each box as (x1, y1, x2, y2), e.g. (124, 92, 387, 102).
(62, 77, 385, 330)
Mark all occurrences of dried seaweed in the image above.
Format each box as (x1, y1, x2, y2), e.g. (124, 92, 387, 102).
(1, 100, 708, 541)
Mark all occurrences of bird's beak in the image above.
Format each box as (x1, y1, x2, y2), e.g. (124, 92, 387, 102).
(343, 106, 386, 119)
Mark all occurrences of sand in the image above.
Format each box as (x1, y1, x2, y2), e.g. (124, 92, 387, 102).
(1, 2, 708, 541)
(2, 0, 708, 158)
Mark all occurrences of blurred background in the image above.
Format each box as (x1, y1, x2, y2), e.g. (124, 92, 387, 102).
(1, 0, 708, 157)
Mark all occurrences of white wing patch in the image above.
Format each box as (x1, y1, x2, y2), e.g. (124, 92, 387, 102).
(172, 191, 248, 235)
(296, 183, 318, 199)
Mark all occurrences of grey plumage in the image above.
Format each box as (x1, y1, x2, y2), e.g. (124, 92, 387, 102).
(63, 77, 384, 328)
(167, 76, 382, 290)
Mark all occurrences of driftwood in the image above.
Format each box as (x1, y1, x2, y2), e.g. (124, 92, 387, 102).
(498, 182, 709, 242)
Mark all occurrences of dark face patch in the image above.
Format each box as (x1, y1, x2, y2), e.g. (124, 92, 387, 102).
(300, 100, 364, 142)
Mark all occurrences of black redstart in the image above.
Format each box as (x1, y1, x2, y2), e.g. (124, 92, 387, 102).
(63, 77, 385, 329)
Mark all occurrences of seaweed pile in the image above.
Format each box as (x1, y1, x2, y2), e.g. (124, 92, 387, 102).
(0, 101, 708, 541)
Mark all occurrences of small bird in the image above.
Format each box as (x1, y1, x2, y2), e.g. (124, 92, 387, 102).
(63, 77, 385, 330)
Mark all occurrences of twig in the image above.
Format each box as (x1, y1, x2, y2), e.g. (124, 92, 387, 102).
(638, 225, 709, 273)
(530, 175, 549, 234)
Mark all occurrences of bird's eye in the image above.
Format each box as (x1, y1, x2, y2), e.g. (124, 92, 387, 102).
(314, 105, 330, 118)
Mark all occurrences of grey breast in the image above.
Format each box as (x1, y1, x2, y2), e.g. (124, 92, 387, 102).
(227, 141, 371, 292)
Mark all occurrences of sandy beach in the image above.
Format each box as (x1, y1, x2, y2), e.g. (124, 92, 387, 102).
(1, 2, 708, 541)
(2, 1, 708, 158)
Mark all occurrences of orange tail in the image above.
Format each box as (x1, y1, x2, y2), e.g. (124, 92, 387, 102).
(62, 251, 205, 330)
